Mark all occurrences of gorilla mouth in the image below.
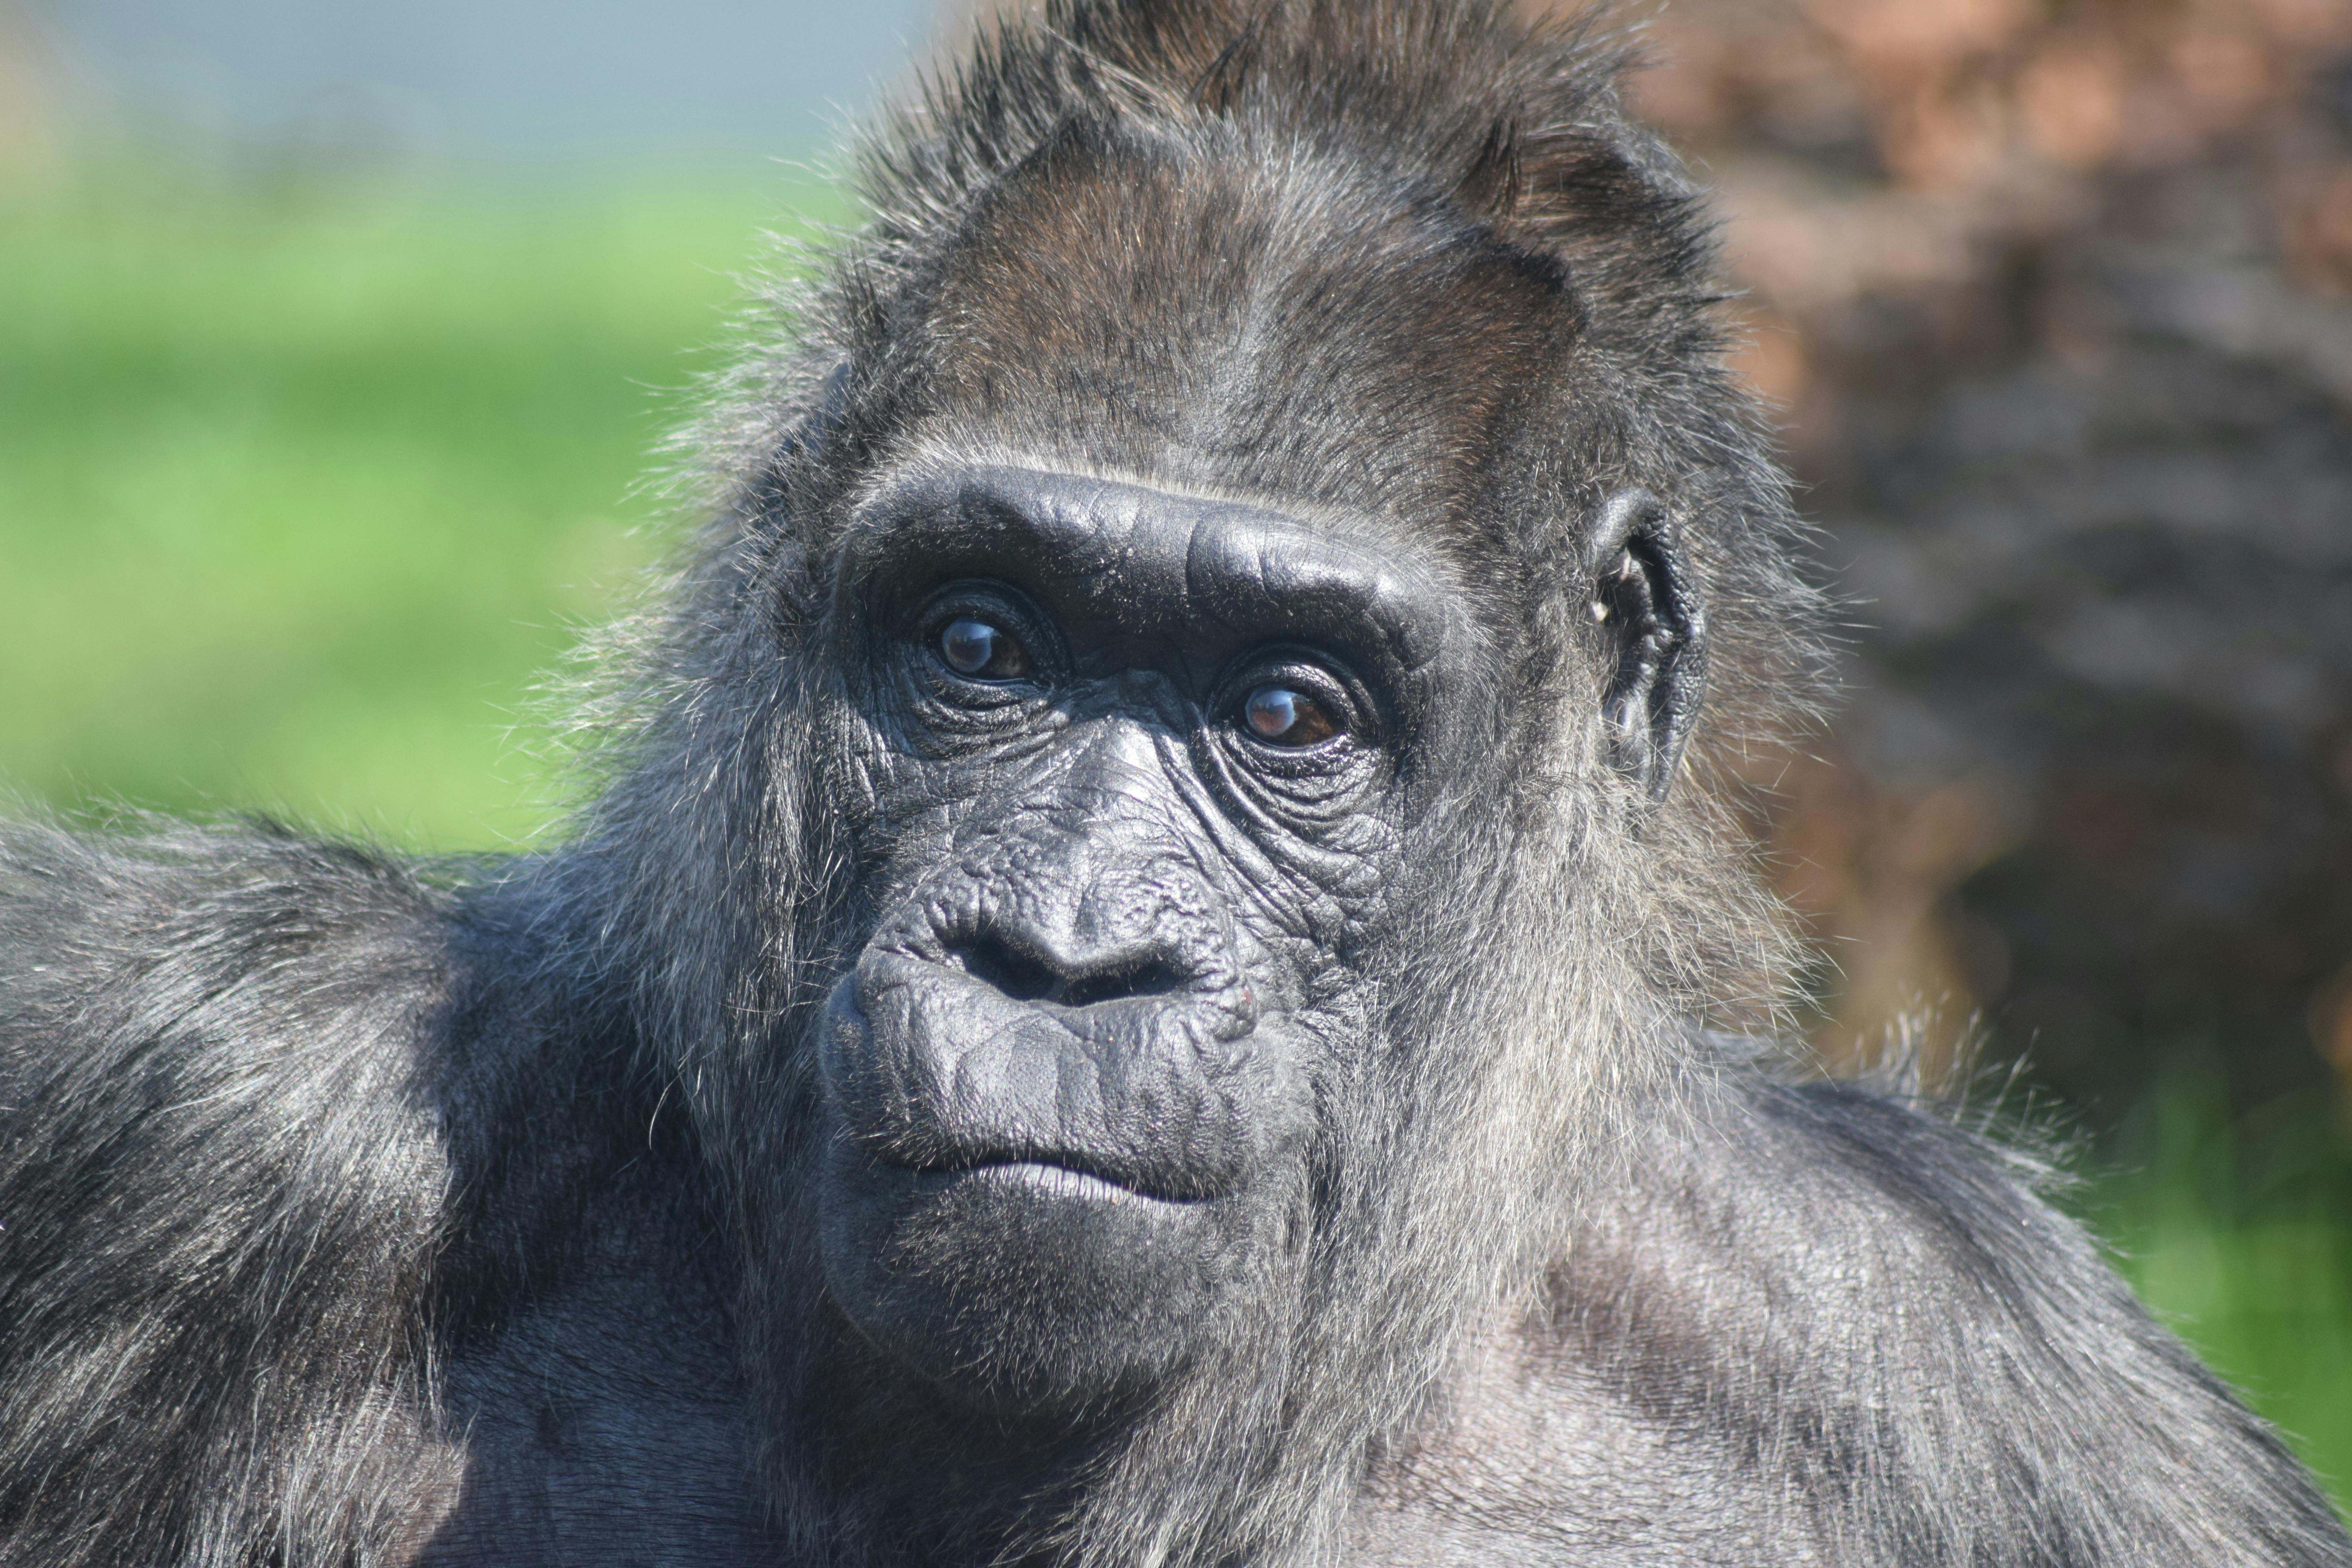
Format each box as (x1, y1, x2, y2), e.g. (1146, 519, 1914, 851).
(880, 1143, 1228, 1205)
(824, 952, 1263, 1210)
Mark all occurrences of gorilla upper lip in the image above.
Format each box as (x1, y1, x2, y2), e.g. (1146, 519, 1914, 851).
(825, 952, 1263, 1205)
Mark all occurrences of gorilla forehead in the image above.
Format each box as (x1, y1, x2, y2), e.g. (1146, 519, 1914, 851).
(909, 122, 1583, 529)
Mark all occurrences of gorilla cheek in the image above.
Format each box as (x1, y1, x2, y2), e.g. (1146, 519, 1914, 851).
(811, 980, 1282, 1416)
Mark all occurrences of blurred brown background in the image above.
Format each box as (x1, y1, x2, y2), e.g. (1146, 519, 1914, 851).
(1604, 0, 2352, 1123)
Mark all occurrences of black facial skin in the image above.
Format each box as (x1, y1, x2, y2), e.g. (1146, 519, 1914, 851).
(813, 465, 1469, 1414)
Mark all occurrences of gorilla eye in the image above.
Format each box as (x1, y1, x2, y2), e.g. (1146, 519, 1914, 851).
(938, 617, 1031, 680)
(1242, 684, 1341, 747)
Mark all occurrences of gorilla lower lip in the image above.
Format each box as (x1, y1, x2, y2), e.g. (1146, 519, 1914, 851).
(906, 1155, 1218, 1205)
(973, 1160, 1189, 1205)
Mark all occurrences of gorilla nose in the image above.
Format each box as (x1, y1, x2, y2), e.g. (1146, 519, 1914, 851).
(944, 926, 1197, 1011)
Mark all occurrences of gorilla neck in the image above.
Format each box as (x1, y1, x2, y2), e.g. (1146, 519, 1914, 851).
(760, 1287, 1423, 1568)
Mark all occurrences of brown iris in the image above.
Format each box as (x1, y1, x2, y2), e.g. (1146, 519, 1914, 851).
(939, 618, 1031, 680)
(1242, 684, 1340, 747)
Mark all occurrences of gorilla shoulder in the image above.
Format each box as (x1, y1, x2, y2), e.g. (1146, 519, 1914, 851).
(0, 818, 464, 1138)
(1354, 1074, 2345, 1565)
(0, 821, 468, 1558)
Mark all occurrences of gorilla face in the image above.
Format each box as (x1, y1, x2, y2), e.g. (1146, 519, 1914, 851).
(811, 464, 1479, 1415)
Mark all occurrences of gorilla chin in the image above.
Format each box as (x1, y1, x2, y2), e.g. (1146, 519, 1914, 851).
(813, 946, 1302, 1418)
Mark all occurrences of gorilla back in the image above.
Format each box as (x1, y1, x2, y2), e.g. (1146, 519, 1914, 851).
(2, 2, 2346, 1565)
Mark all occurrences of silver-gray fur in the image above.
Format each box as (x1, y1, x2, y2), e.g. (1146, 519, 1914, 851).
(2, 2, 2346, 1565)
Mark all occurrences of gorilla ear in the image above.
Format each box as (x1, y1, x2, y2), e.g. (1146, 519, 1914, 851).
(1586, 489, 1708, 801)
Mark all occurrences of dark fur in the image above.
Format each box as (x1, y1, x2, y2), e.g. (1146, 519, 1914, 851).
(2, 2, 2347, 1564)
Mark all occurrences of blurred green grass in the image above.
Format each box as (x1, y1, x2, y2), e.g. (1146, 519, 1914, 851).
(2086, 1065, 2352, 1516)
(1, 157, 2346, 1519)
(0, 158, 845, 848)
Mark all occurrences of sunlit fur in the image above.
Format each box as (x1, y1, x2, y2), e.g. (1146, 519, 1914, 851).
(3, 4, 2347, 1567)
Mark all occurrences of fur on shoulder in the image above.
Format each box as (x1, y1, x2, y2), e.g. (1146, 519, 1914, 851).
(0, 820, 463, 1565)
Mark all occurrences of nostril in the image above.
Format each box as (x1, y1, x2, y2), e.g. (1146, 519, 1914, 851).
(944, 930, 1192, 1009)
(948, 932, 1059, 1003)
(1061, 957, 1188, 1010)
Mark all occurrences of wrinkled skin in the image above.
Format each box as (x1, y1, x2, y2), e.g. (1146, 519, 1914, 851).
(766, 452, 1712, 1553)
(810, 466, 1507, 1413)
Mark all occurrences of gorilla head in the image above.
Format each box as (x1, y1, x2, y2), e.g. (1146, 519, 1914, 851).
(568, 0, 1821, 1557)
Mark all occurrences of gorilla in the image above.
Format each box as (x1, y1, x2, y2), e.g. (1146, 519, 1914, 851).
(2, 2, 2347, 1565)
